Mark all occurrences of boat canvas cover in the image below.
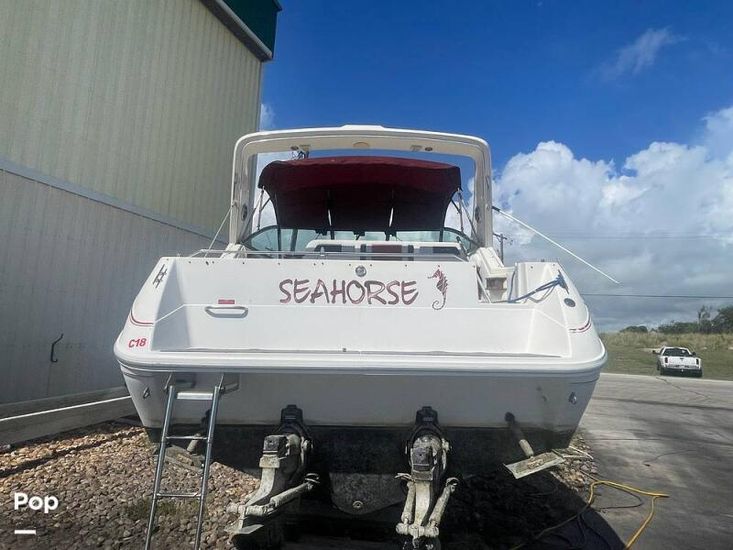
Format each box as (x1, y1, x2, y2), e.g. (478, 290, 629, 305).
(258, 156, 461, 232)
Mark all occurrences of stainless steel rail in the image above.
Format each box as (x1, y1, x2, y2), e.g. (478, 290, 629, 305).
(189, 248, 469, 261)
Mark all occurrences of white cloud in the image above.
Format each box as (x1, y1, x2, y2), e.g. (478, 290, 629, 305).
(600, 28, 681, 80)
(494, 105, 733, 330)
(259, 103, 275, 130)
(703, 105, 733, 160)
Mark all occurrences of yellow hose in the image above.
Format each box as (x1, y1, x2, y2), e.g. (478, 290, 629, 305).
(593, 479, 669, 548)
(510, 478, 669, 549)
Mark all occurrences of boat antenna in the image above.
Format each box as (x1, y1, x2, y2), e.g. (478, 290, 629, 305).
(491, 206, 620, 285)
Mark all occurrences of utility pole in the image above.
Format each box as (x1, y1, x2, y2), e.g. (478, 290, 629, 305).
(493, 233, 508, 261)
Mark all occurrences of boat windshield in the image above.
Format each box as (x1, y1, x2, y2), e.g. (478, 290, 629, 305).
(243, 153, 481, 253)
(242, 226, 480, 254)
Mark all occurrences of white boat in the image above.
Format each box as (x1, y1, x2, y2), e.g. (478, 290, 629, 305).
(114, 126, 606, 549)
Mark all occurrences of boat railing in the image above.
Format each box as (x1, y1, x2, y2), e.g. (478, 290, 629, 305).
(190, 249, 470, 262)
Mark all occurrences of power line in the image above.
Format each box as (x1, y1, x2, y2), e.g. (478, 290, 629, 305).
(581, 293, 733, 299)
(553, 235, 729, 240)
(501, 234, 730, 240)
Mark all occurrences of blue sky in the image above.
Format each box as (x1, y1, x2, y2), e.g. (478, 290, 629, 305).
(263, 1, 733, 167)
(260, 1, 733, 329)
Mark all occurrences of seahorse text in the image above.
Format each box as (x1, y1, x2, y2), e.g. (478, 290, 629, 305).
(278, 279, 419, 305)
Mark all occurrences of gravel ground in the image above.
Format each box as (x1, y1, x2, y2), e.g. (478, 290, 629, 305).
(0, 422, 597, 549)
(1, 422, 257, 549)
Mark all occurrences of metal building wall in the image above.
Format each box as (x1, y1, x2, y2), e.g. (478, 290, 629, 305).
(0, 170, 211, 402)
(0, 0, 265, 403)
(0, 0, 262, 234)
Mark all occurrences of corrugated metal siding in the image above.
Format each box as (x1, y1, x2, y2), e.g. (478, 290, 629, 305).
(0, 170, 210, 402)
(0, 0, 262, 234)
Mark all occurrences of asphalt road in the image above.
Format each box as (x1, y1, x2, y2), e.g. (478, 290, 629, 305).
(582, 373, 733, 549)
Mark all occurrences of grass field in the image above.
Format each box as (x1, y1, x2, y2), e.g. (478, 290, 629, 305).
(601, 332, 733, 380)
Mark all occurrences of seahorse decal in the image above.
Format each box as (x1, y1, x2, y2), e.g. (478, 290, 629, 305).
(428, 269, 448, 310)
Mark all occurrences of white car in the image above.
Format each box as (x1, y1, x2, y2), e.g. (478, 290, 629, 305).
(654, 346, 703, 377)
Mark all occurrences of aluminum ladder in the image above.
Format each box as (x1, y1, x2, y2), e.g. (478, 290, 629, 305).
(144, 375, 235, 550)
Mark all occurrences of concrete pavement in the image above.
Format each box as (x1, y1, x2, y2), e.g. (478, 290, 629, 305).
(582, 373, 733, 549)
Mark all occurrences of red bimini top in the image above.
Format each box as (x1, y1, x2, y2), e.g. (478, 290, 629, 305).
(258, 156, 461, 232)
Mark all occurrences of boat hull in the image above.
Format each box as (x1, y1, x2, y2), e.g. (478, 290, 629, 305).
(121, 359, 602, 478)
(116, 252, 607, 472)
(120, 359, 602, 442)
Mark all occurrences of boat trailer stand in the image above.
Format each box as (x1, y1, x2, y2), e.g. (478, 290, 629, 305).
(396, 407, 458, 549)
(227, 406, 458, 549)
(227, 405, 319, 550)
